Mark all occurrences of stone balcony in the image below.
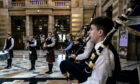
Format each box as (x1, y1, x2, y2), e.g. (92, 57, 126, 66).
(10, 0, 71, 9)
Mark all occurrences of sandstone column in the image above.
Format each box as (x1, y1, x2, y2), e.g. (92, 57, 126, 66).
(48, 15, 54, 33)
(26, 15, 33, 37)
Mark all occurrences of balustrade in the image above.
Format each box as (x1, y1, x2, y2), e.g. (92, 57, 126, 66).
(53, 1, 71, 7)
(10, 0, 71, 8)
(28, 0, 48, 6)
(11, 1, 25, 7)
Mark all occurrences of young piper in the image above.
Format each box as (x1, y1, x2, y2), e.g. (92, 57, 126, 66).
(43, 32, 55, 74)
(27, 35, 37, 71)
(60, 16, 115, 84)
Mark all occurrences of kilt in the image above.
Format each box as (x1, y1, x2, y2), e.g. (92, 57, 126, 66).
(46, 49, 55, 62)
(29, 50, 37, 60)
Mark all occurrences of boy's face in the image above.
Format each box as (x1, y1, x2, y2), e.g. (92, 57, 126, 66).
(88, 24, 100, 44)
(66, 35, 70, 40)
(29, 36, 33, 40)
(48, 33, 52, 37)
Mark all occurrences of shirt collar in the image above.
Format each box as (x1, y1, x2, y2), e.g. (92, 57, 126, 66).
(95, 41, 103, 50)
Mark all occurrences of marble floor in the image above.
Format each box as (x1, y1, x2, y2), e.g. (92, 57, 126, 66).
(0, 50, 140, 84)
(0, 55, 66, 78)
(0, 52, 69, 84)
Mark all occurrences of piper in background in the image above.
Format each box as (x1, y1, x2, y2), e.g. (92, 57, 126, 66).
(27, 35, 37, 71)
(43, 32, 55, 74)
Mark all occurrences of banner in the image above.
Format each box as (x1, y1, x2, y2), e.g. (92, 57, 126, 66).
(119, 30, 128, 59)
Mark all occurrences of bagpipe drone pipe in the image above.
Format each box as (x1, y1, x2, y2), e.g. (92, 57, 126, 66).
(124, 1, 140, 34)
(27, 40, 34, 44)
(60, 0, 140, 83)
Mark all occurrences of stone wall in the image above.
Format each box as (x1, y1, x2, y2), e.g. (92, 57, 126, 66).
(0, 9, 10, 49)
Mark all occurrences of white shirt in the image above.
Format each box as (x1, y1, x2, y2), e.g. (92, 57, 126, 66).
(81, 41, 115, 84)
(76, 40, 94, 60)
(44, 37, 55, 47)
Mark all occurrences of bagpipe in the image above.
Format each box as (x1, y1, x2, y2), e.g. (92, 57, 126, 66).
(44, 37, 55, 50)
(83, 0, 140, 74)
(27, 40, 37, 50)
(72, 36, 85, 55)
(45, 38, 52, 45)
(27, 40, 34, 44)
(62, 0, 140, 83)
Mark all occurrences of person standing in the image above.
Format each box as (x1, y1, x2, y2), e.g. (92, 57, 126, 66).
(43, 32, 55, 74)
(27, 35, 37, 71)
(3, 32, 14, 69)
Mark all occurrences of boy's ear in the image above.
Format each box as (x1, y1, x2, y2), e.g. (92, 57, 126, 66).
(98, 29, 104, 36)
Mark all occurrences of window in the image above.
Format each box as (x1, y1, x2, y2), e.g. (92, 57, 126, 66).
(0, 1, 3, 8)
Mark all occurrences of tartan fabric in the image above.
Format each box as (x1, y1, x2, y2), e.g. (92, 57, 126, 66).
(46, 49, 55, 62)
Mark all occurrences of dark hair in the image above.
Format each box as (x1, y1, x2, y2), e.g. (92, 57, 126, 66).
(91, 16, 114, 36)
(66, 33, 72, 37)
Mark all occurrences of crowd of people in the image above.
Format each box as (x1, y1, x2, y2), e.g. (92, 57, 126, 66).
(2, 32, 56, 74)
(1, 16, 139, 84)
(60, 16, 139, 84)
